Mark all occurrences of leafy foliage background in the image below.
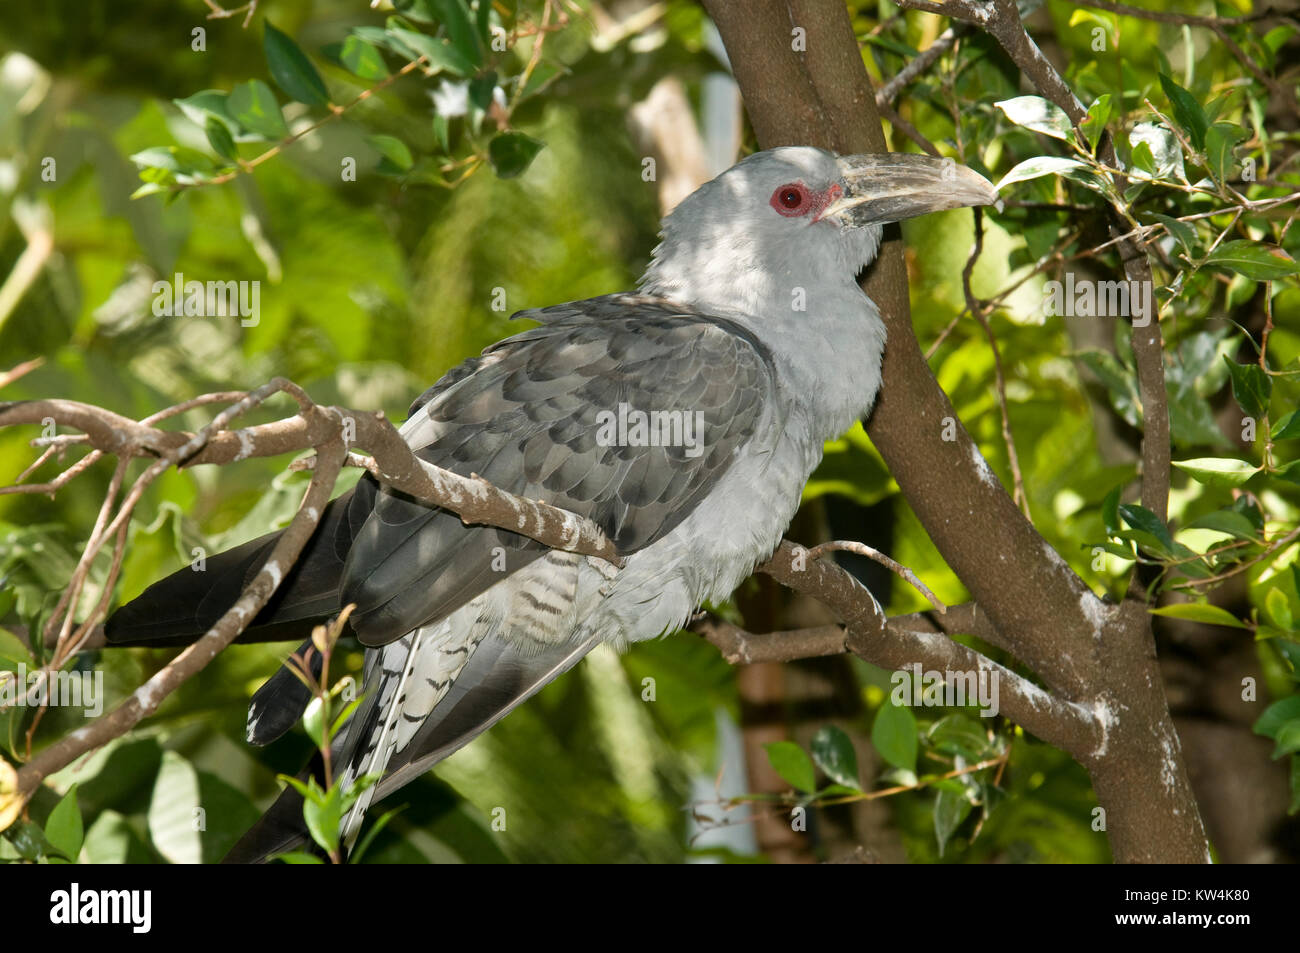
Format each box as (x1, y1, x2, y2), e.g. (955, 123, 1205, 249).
(0, 0, 1297, 862)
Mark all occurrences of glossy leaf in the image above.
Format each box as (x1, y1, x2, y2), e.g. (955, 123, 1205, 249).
(1172, 457, 1259, 488)
(996, 96, 1072, 141)
(1078, 93, 1112, 152)
(934, 785, 974, 856)
(1159, 73, 1208, 150)
(811, 725, 861, 789)
(265, 22, 330, 107)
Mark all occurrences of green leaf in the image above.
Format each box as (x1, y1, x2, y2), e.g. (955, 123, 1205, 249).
(1150, 603, 1249, 628)
(995, 96, 1072, 141)
(427, 0, 484, 68)
(934, 785, 973, 857)
(272, 850, 326, 864)
(1274, 410, 1300, 441)
(340, 772, 384, 812)
(4, 821, 64, 861)
(763, 741, 817, 793)
(228, 79, 288, 140)
(369, 134, 414, 173)
(474, 0, 493, 48)
(927, 713, 993, 760)
(129, 146, 215, 175)
(278, 774, 314, 801)
(45, 784, 84, 864)
(432, 112, 450, 153)
(174, 90, 251, 140)
(995, 156, 1105, 193)
(1130, 139, 1156, 176)
(1184, 508, 1259, 539)
(303, 780, 344, 856)
(391, 0, 437, 23)
(1079, 93, 1112, 152)
(810, 725, 861, 789)
(148, 751, 202, 865)
(1264, 24, 1299, 54)
(1223, 356, 1272, 419)
(1152, 214, 1198, 259)
(1101, 485, 1121, 537)
(1273, 720, 1300, 759)
(388, 23, 476, 76)
(1118, 503, 1173, 551)
(872, 700, 918, 773)
(81, 810, 154, 863)
(302, 695, 327, 748)
(1129, 122, 1185, 182)
(488, 131, 544, 179)
(1204, 240, 1300, 281)
(1266, 588, 1294, 631)
(1172, 457, 1260, 488)
(205, 117, 237, 161)
(1254, 695, 1300, 739)
(1068, 8, 1116, 38)
(326, 36, 390, 80)
(265, 22, 330, 107)
(1204, 122, 1246, 183)
(1273, 638, 1300, 676)
(468, 71, 496, 114)
(352, 24, 419, 59)
(1277, 459, 1300, 486)
(1235, 494, 1266, 532)
(1159, 73, 1208, 150)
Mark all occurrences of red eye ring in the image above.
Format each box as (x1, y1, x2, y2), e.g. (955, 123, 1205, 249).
(770, 182, 810, 216)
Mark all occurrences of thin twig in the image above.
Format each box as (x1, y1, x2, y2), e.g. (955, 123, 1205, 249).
(805, 540, 947, 613)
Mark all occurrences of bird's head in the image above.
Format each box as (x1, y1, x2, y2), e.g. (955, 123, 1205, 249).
(640, 146, 997, 318)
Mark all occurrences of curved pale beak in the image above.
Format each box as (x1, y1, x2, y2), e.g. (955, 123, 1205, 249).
(822, 153, 999, 227)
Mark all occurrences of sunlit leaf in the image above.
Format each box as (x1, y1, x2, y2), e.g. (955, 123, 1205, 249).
(1205, 241, 1300, 281)
(763, 741, 817, 793)
(1172, 457, 1259, 488)
(996, 96, 1072, 141)
(811, 725, 861, 789)
(872, 700, 918, 773)
(1150, 603, 1248, 628)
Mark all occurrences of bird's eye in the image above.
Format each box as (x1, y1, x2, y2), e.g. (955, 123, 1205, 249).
(770, 183, 810, 217)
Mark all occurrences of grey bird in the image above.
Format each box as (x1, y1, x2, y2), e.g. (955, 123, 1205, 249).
(105, 146, 997, 861)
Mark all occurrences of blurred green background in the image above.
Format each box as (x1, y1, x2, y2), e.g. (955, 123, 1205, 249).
(1, 0, 1297, 863)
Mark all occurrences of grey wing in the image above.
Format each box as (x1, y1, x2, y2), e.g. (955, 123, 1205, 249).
(339, 294, 780, 647)
(372, 627, 606, 804)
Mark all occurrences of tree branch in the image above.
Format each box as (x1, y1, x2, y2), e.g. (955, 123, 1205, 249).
(8, 438, 346, 803)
